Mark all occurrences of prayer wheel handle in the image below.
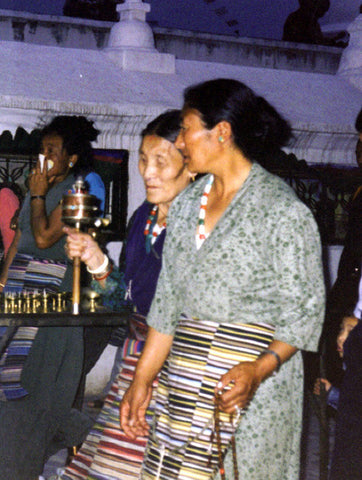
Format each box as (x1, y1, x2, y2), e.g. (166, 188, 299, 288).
(61, 177, 102, 315)
(72, 221, 81, 315)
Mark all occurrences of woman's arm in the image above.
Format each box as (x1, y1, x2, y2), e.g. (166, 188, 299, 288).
(0, 227, 21, 290)
(64, 226, 130, 314)
(64, 226, 110, 287)
(119, 327, 173, 439)
(213, 203, 324, 413)
(28, 163, 67, 249)
(30, 200, 65, 248)
(215, 340, 297, 413)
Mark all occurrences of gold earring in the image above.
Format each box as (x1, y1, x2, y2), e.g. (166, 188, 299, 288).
(69, 162, 74, 168)
(218, 136, 224, 143)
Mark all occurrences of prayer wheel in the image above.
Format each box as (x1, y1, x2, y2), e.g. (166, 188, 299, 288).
(61, 177, 102, 314)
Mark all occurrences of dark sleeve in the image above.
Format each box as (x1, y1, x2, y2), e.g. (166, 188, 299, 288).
(118, 207, 138, 272)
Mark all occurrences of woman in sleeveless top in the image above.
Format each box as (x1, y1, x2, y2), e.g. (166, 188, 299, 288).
(0, 116, 105, 480)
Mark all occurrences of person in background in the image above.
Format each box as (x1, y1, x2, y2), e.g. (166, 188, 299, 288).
(61, 110, 193, 480)
(314, 313, 359, 410)
(0, 184, 20, 257)
(329, 312, 362, 479)
(322, 108, 362, 386)
(283, 0, 348, 47)
(0, 115, 105, 480)
(120, 79, 325, 480)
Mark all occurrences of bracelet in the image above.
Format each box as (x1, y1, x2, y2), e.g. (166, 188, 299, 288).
(259, 349, 281, 373)
(0, 282, 5, 288)
(93, 263, 113, 281)
(31, 195, 46, 201)
(86, 254, 109, 275)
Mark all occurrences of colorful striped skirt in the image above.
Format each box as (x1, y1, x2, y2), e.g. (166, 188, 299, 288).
(3, 252, 67, 294)
(62, 313, 157, 480)
(0, 254, 67, 401)
(141, 316, 275, 480)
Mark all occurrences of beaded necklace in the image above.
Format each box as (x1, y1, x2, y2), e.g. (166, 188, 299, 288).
(144, 205, 166, 253)
(196, 174, 214, 248)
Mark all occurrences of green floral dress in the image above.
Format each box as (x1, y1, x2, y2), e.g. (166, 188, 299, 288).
(146, 163, 325, 480)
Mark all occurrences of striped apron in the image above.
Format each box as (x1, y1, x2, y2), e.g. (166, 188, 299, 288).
(0, 253, 67, 401)
(62, 313, 159, 480)
(141, 316, 275, 480)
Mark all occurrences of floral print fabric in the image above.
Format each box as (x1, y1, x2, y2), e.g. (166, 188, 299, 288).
(147, 163, 325, 479)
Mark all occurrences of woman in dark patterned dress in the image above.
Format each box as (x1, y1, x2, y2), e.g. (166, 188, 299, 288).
(62, 110, 193, 480)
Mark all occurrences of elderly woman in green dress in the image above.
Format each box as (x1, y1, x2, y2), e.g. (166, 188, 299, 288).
(120, 79, 325, 480)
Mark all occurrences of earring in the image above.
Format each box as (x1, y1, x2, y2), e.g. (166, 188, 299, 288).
(218, 136, 224, 143)
(69, 162, 74, 168)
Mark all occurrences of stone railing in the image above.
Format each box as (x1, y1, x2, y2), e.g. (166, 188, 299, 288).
(0, 9, 344, 74)
(153, 27, 343, 74)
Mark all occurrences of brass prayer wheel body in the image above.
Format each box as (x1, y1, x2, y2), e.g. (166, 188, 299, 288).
(61, 177, 101, 226)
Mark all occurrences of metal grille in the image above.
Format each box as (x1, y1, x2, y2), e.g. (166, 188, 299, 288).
(0, 153, 360, 245)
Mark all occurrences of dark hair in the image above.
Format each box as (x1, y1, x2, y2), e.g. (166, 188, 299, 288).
(39, 115, 99, 173)
(183, 78, 292, 162)
(341, 309, 360, 321)
(355, 108, 362, 133)
(141, 110, 181, 144)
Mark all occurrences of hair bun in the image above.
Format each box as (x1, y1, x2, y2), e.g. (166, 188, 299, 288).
(255, 96, 291, 150)
(73, 116, 100, 143)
